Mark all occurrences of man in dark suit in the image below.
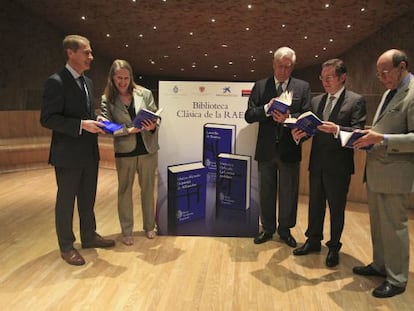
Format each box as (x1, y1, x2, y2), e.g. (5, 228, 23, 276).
(245, 46, 311, 247)
(40, 35, 115, 266)
(353, 49, 414, 298)
(292, 59, 366, 267)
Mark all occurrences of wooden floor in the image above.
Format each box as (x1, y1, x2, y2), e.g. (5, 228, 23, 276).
(0, 168, 413, 311)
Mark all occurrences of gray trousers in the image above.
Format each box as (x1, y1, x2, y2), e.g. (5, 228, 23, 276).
(367, 188, 410, 287)
(115, 152, 157, 235)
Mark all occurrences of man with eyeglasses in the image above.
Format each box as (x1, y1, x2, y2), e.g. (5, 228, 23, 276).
(291, 59, 366, 267)
(352, 49, 414, 298)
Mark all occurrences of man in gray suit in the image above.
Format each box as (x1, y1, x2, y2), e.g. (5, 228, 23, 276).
(245, 47, 311, 247)
(353, 49, 414, 298)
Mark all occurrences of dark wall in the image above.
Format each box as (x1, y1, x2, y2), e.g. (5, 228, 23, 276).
(296, 10, 414, 125)
(1, 2, 413, 119)
(0, 1, 111, 111)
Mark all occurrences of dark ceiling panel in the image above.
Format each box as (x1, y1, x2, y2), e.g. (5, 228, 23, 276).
(15, 0, 414, 81)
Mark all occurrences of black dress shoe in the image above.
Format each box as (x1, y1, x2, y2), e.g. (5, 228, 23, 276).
(293, 241, 321, 255)
(82, 233, 115, 249)
(254, 231, 273, 244)
(352, 264, 386, 277)
(372, 281, 405, 298)
(280, 234, 297, 248)
(326, 250, 339, 267)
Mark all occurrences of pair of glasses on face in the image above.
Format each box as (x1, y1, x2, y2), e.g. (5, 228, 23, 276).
(319, 75, 337, 82)
(376, 67, 400, 79)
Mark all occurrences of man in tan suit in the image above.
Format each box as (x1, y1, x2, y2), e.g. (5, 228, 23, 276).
(352, 49, 414, 298)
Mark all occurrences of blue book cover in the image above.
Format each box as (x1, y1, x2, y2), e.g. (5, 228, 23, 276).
(339, 130, 372, 150)
(216, 153, 251, 210)
(202, 123, 236, 180)
(132, 108, 163, 129)
(167, 162, 207, 234)
(267, 91, 292, 114)
(100, 120, 124, 134)
(284, 111, 323, 136)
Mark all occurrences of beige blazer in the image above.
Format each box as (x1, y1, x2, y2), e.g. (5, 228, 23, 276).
(366, 75, 414, 193)
(101, 86, 159, 154)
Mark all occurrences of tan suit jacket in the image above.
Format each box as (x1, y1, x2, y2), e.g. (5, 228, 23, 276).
(101, 86, 159, 154)
(366, 75, 414, 194)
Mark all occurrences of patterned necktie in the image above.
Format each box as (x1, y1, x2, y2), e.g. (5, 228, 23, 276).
(277, 82, 284, 96)
(79, 76, 91, 115)
(323, 95, 335, 121)
(379, 89, 397, 115)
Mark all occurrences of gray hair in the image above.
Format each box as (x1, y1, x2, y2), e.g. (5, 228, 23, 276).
(274, 47, 296, 64)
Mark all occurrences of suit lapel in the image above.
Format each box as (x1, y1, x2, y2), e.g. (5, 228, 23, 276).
(374, 84, 410, 125)
(328, 90, 346, 122)
(316, 94, 328, 118)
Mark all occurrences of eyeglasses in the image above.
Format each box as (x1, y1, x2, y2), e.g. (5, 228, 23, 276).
(376, 67, 398, 79)
(319, 75, 337, 82)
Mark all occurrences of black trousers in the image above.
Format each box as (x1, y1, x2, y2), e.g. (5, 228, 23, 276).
(258, 152, 299, 237)
(54, 162, 98, 251)
(306, 169, 351, 250)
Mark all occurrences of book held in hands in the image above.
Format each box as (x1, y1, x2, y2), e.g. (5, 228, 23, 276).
(100, 120, 124, 135)
(267, 91, 293, 114)
(283, 111, 323, 136)
(132, 108, 163, 129)
(339, 130, 372, 150)
(167, 162, 207, 234)
(202, 123, 236, 180)
(216, 153, 251, 211)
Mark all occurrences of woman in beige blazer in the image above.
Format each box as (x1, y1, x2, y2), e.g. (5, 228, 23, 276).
(101, 59, 160, 245)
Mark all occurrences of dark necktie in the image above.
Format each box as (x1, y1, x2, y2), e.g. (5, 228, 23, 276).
(323, 95, 335, 121)
(379, 89, 397, 114)
(277, 82, 284, 96)
(79, 76, 91, 115)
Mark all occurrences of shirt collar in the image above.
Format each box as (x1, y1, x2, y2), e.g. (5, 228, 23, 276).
(65, 63, 82, 80)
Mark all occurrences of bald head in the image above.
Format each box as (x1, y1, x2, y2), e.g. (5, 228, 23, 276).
(376, 49, 409, 90)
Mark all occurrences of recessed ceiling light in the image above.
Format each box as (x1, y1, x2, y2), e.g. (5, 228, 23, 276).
(192, 64, 196, 68)
(211, 18, 216, 23)
(347, 24, 352, 28)
(329, 38, 334, 42)
(281, 24, 286, 28)
(233, 74, 237, 78)
(323, 47, 327, 50)
(269, 50, 273, 54)
(247, 4, 252, 9)
(304, 36, 308, 40)
(228, 61, 233, 65)
(153, 26, 157, 30)
(81, 16, 86, 20)
(163, 55, 169, 58)
(180, 68, 185, 71)
(315, 55, 319, 58)
(325, 4, 330, 8)
(246, 27, 250, 31)
(106, 34, 111, 37)
(250, 69, 255, 72)
(221, 44, 228, 48)
(177, 45, 181, 49)
(214, 65, 219, 69)
(361, 7, 365, 12)
(139, 34, 144, 38)
(204, 53, 208, 56)
(125, 44, 129, 48)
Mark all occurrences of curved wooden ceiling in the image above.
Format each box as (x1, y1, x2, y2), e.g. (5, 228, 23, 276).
(16, 0, 414, 81)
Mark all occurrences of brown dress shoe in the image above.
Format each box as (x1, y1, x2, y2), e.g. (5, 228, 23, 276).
(61, 249, 85, 266)
(82, 233, 115, 249)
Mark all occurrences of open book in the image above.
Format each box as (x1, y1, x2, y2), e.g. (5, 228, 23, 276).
(267, 91, 293, 114)
(339, 130, 372, 150)
(284, 111, 323, 136)
(132, 108, 163, 129)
